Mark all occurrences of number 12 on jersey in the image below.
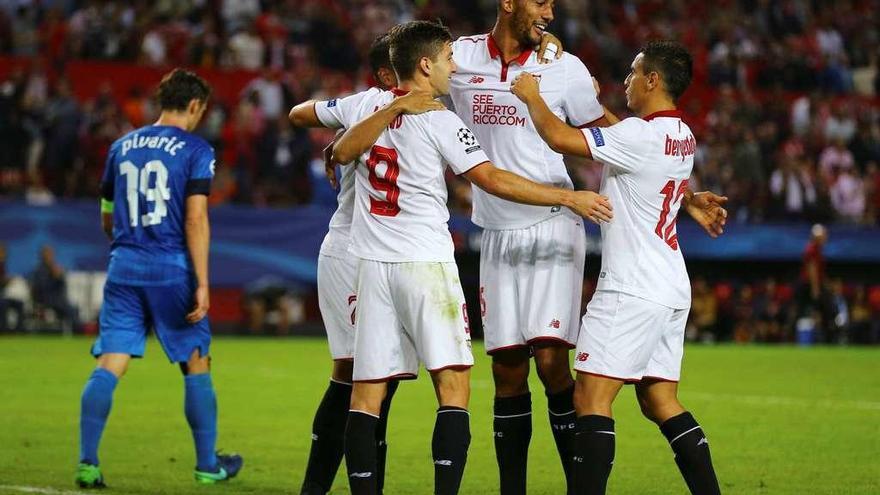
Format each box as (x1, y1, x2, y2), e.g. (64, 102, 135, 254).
(655, 179, 688, 251)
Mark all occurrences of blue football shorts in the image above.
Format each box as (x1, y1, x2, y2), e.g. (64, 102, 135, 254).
(93, 279, 210, 363)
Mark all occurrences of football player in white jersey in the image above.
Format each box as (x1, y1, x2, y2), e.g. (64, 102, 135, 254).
(446, 3, 614, 491)
(511, 41, 723, 495)
(328, 21, 613, 495)
(289, 35, 402, 495)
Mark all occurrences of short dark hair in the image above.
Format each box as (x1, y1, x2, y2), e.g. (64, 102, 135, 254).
(640, 41, 693, 101)
(388, 20, 453, 80)
(368, 33, 393, 79)
(156, 69, 211, 111)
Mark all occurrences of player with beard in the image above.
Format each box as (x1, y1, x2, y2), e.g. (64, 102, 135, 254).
(448, 3, 725, 493)
(330, 20, 613, 495)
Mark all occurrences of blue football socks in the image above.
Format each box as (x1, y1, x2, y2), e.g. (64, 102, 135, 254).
(184, 372, 219, 472)
(79, 367, 119, 465)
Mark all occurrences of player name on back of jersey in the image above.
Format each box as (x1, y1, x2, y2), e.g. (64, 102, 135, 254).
(120, 132, 188, 157)
(664, 134, 696, 160)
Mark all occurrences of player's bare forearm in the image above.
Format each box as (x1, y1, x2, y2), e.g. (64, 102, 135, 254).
(465, 163, 612, 223)
(466, 163, 569, 207)
(289, 100, 325, 128)
(185, 195, 210, 289)
(332, 102, 401, 164)
(527, 97, 590, 157)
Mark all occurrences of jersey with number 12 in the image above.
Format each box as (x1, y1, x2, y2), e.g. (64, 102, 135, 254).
(100, 125, 215, 286)
(582, 111, 695, 309)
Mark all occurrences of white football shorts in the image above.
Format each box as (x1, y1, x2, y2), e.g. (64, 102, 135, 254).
(317, 254, 358, 360)
(352, 260, 474, 382)
(480, 213, 586, 353)
(574, 290, 689, 382)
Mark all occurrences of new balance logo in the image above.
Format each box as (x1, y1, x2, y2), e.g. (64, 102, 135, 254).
(548, 319, 561, 329)
(350, 472, 373, 478)
(468, 76, 485, 84)
(434, 460, 453, 466)
(576, 352, 590, 362)
(311, 433, 318, 441)
(697, 437, 709, 446)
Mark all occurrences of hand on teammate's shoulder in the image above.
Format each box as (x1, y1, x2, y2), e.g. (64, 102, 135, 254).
(395, 90, 446, 115)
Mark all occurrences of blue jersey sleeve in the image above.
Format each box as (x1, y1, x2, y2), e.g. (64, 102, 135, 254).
(186, 142, 215, 196)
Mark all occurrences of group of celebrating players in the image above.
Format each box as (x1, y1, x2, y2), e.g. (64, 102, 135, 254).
(76, 1, 728, 494)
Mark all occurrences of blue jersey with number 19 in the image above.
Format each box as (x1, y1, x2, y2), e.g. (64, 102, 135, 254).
(100, 125, 215, 286)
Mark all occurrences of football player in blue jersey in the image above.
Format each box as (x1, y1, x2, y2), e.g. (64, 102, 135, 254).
(75, 69, 243, 488)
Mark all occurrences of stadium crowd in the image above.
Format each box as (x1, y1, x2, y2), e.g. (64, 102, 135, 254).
(0, 0, 878, 219)
(1, 1, 879, 343)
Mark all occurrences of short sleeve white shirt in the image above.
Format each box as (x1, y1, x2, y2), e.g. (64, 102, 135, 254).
(312, 88, 383, 257)
(582, 111, 696, 309)
(450, 34, 604, 229)
(334, 89, 490, 262)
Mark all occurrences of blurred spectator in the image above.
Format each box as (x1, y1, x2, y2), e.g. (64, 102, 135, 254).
(228, 23, 264, 70)
(849, 285, 880, 344)
(769, 157, 816, 220)
(0, 0, 876, 221)
(688, 277, 718, 342)
(796, 224, 836, 341)
(732, 286, 756, 343)
(243, 276, 303, 335)
(828, 278, 850, 343)
(0, 243, 24, 332)
(753, 278, 791, 342)
(829, 167, 866, 224)
(29, 245, 79, 331)
(819, 139, 856, 183)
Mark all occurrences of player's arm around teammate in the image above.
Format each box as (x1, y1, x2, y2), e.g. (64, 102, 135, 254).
(511, 72, 727, 237)
(334, 93, 614, 223)
(515, 42, 723, 495)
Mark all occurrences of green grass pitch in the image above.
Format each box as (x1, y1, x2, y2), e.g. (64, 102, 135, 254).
(1, 336, 878, 494)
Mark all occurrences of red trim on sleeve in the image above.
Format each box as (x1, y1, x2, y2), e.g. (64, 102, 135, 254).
(643, 110, 684, 121)
(390, 88, 408, 97)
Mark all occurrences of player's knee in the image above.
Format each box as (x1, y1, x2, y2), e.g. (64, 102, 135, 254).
(533, 348, 573, 393)
(636, 389, 683, 424)
(350, 384, 386, 416)
(432, 368, 470, 407)
(636, 394, 658, 423)
(97, 353, 130, 378)
(573, 377, 615, 416)
(182, 351, 211, 375)
(491, 351, 530, 396)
